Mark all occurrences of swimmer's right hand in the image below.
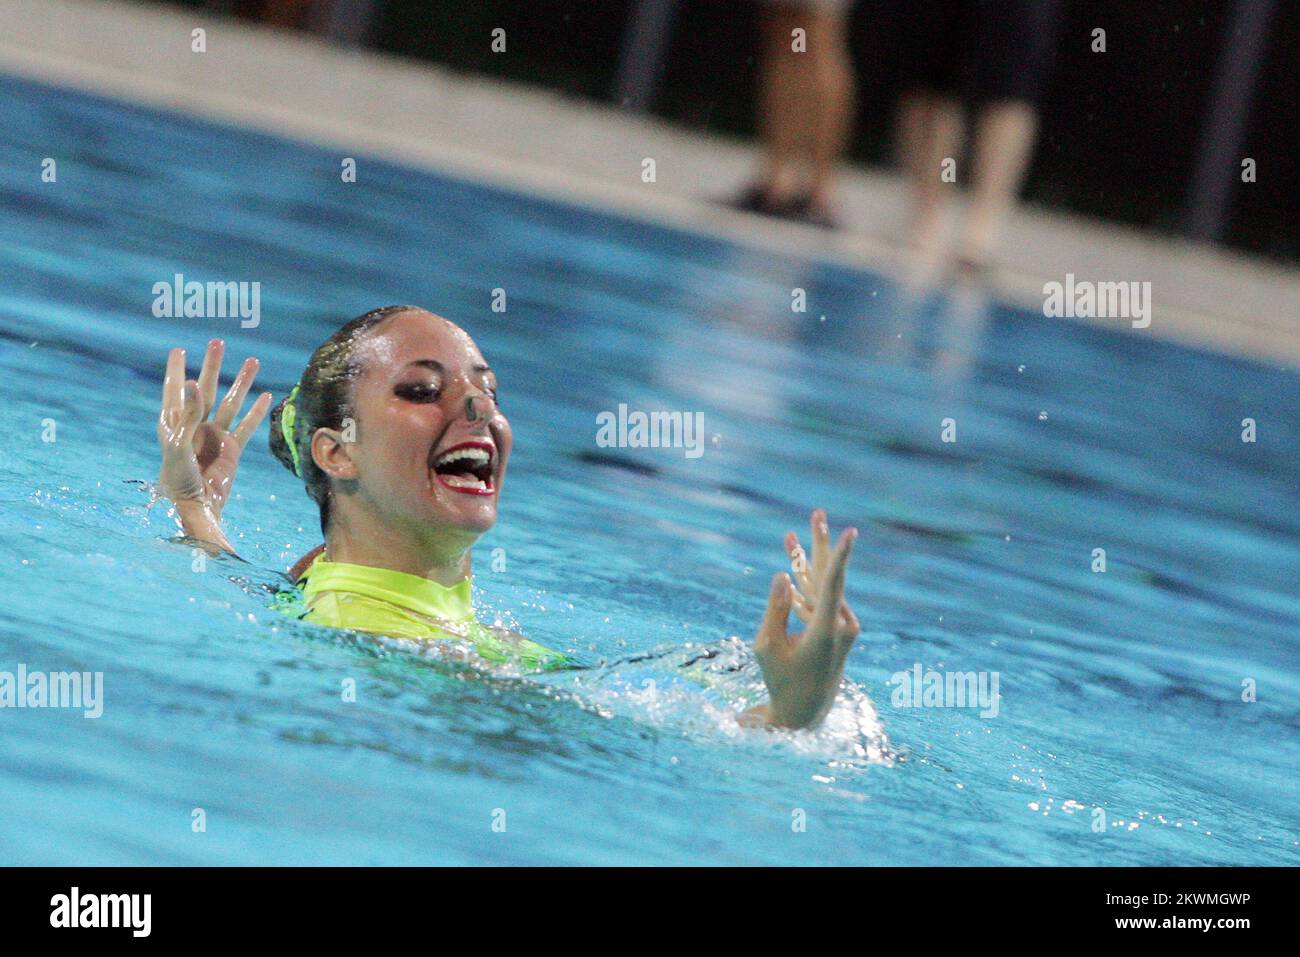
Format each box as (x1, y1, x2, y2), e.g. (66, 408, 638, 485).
(157, 340, 272, 552)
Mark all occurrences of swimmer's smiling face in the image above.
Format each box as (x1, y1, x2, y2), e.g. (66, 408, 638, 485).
(317, 310, 511, 546)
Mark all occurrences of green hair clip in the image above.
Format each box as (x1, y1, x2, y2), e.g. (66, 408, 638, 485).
(281, 383, 303, 478)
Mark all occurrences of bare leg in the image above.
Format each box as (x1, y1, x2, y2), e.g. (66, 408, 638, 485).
(756, 7, 813, 203)
(896, 90, 963, 257)
(804, 8, 855, 213)
(957, 99, 1038, 268)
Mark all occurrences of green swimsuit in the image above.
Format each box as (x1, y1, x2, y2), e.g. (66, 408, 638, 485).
(281, 554, 567, 671)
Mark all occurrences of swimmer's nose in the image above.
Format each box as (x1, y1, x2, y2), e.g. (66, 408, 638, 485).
(464, 392, 495, 423)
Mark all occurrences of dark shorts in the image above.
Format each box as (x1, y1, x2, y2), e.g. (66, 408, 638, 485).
(884, 0, 1065, 105)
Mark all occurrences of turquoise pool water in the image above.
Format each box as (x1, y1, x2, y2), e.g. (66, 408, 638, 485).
(1, 73, 1297, 865)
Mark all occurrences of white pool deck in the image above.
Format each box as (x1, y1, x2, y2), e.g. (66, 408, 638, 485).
(4, 0, 1297, 367)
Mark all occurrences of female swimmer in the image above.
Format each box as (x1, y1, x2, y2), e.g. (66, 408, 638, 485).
(155, 305, 862, 729)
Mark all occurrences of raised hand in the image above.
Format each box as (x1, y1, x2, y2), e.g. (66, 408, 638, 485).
(157, 339, 271, 550)
(751, 509, 860, 729)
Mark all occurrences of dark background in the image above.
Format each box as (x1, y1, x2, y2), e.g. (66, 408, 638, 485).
(179, 1, 1300, 262)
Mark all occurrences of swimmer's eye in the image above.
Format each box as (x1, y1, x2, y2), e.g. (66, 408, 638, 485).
(395, 382, 440, 402)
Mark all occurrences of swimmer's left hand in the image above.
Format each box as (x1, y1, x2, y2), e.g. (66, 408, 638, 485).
(745, 509, 860, 730)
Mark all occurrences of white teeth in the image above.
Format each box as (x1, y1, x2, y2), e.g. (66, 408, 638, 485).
(434, 447, 492, 468)
(439, 474, 488, 490)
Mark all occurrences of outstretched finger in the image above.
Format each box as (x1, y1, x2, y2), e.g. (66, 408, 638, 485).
(162, 348, 187, 413)
(790, 588, 814, 625)
(786, 531, 816, 599)
(213, 357, 259, 432)
(810, 508, 830, 585)
(810, 528, 856, 638)
(195, 339, 225, 419)
(756, 572, 793, 653)
(232, 391, 273, 450)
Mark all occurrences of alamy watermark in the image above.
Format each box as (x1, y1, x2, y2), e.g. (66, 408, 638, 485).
(596, 403, 705, 458)
(50, 887, 150, 937)
(152, 273, 260, 328)
(1043, 273, 1151, 329)
(0, 665, 103, 718)
(888, 663, 1000, 718)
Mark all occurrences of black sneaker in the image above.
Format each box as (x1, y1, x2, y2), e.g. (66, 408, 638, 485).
(726, 184, 800, 218)
(787, 195, 841, 230)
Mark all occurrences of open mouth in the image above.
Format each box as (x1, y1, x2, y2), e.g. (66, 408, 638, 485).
(430, 440, 496, 496)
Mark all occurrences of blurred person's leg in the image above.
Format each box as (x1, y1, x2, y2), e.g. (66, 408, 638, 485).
(753, 3, 812, 209)
(954, 0, 1063, 271)
(800, 5, 856, 225)
(888, 0, 963, 257)
(738, 0, 855, 223)
(957, 99, 1037, 268)
(897, 91, 963, 256)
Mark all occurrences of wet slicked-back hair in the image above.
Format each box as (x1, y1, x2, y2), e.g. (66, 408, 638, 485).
(269, 305, 417, 534)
